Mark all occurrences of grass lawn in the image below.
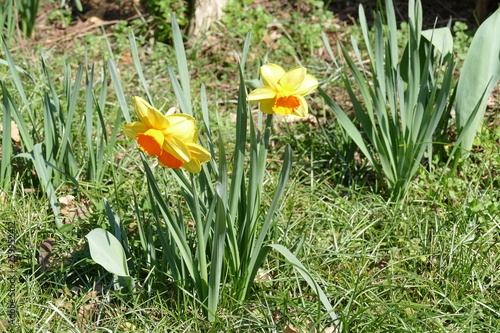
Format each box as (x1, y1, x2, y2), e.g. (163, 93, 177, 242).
(1, 0, 499, 332)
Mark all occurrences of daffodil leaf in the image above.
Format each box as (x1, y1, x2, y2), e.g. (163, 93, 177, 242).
(86, 228, 130, 277)
(421, 27, 453, 56)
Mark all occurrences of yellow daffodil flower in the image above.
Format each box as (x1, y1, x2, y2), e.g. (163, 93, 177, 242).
(123, 96, 210, 173)
(247, 64, 318, 117)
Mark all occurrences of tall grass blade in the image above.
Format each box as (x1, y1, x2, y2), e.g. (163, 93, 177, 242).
(85, 65, 96, 181)
(1, 82, 13, 191)
(108, 58, 131, 123)
(269, 244, 339, 323)
(2, 39, 36, 146)
(171, 13, 192, 115)
(128, 30, 152, 103)
(15, 144, 62, 228)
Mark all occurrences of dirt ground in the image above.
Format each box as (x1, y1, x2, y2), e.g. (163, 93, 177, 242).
(28, 0, 484, 51)
(327, 0, 481, 28)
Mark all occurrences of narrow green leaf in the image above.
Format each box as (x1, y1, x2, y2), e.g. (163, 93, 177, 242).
(319, 87, 377, 169)
(171, 13, 192, 115)
(168, 66, 191, 115)
(58, 63, 83, 177)
(269, 244, 339, 323)
(108, 58, 131, 123)
(240, 145, 292, 300)
(421, 27, 453, 56)
(208, 182, 227, 322)
(0, 82, 12, 191)
(15, 144, 62, 228)
(228, 66, 248, 223)
(142, 156, 200, 285)
(2, 38, 35, 127)
(85, 65, 96, 181)
(128, 30, 152, 103)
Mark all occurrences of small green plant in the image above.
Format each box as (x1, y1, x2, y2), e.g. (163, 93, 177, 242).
(47, 8, 73, 28)
(0, 0, 40, 40)
(85, 17, 338, 324)
(320, 0, 455, 200)
(144, 0, 189, 42)
(1, 39, 117, 228)
(17, 0, 40, 37)
(453, 21, 474, 60)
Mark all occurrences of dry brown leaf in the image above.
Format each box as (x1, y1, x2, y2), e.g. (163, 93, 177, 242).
(254, 267, 271, 283)
(87, 16, 106, 25)
(10, 121, 20, 143)
(59, 194, 75, 208)
(83, 5, 107, 21)
(77, 287, 102, 331)
(38, 238, 55, 271)
(0, 319, 9, 332)
(59, 195, 93, 223)
(283, 322, 299, 333)
(0, 190, 7, 205)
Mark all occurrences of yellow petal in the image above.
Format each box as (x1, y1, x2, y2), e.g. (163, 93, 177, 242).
(164, 114, 198, 142)
(292, 95, 308, 117)
(259, 99, 276, 114)
(247, 86, 277, 102)
(186, 142, 211, 163)
(123, 122, 148, 139)
(132, 96, 169, 129)
(163, 135, 191, 162)
(279, 67, 306, 92)
(293, 74, 318, 96)
(260, 64, 286, 91)
(183, 158, 202, 173)
(181, 143, 211, 173)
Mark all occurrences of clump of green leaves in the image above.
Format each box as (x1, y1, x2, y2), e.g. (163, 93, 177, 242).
(47, 8, 73, 28)
(144, 0, 189, 42)
(0, 0, 40, 41)
(452, 21, 474, 61)
(320, 0, 455, 200)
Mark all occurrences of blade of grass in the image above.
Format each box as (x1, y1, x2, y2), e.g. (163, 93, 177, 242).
(2, 39, 36, 130)
(128, 30, 152, 103)
(269, 244, 338, 323)
(108, 58, 131, 123)
(15, 144, 62, 228)
(171, 13, 192, 115)
(207, 137, 229, 321)
(1, 82, 13, 191)
(85, 64, 96, 181)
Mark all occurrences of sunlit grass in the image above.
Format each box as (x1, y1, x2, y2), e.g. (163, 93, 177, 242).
(0, 1, 499, 331)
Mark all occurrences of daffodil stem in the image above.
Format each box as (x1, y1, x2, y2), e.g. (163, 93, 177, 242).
(191, 173, 209, 300)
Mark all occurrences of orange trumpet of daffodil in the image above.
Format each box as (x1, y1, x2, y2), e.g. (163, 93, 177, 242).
(247, 64, 318, 117)
(123, 96, 211, 173)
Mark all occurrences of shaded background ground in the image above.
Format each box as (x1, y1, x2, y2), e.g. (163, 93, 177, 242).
(327, 0, 480, 28)
(30, 0, 483, 50)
